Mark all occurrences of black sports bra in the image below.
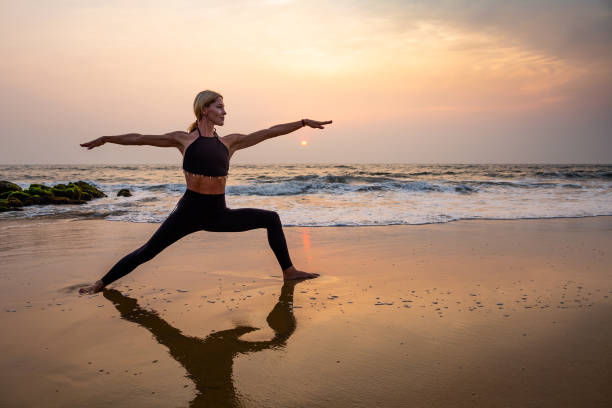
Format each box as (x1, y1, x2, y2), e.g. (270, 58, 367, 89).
(182, 128, 229, 177)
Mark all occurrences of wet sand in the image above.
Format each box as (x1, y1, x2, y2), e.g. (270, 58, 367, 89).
(1, 216, 611, 407)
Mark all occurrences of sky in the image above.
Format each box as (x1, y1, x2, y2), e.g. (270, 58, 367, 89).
(1, 0, 611, 164)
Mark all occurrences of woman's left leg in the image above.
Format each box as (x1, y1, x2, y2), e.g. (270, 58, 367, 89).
(203, 208, 293, 271)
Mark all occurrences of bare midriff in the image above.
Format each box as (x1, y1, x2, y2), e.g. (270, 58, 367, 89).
(183, 170, 227, 194)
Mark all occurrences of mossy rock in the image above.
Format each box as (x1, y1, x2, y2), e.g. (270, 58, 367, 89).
(47, 196, 70, 205)
(30, 184, 51, 190)
(1, 197, 25, 210)
(66, 183, 84, 199)
(7, 197, 24, 207)
(29, 194, 45, 205)
(7, 191, 33, 205)
(52, 186, 82, 200)
(29, 183, 53, 192)
(26, 186, 54, 198)
(50, 187, 65, 197)
(47, 196, 85, 205)
(51, 181, 105, 200)
(0, 181, 22, 194)
(73, 181, 106, 198)
(117, 189, 132, 197)
(1, 180, 104, 210)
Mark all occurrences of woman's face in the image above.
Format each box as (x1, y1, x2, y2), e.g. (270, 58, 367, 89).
(203, 96, 226, 126)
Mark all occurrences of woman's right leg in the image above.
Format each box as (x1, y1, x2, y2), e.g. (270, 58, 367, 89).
(99, 199, 199, 287)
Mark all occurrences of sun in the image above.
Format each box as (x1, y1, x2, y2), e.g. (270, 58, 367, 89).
(300, 140, 308, 146)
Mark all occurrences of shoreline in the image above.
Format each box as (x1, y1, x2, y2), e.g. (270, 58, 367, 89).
(2, 212, 612, 227)
(2, 162, 610, 227)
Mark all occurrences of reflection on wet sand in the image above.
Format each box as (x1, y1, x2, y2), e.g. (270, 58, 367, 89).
(103, 281, 299, 408)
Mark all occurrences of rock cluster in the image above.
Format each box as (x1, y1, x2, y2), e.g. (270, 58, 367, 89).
(0, 180, 106, 212)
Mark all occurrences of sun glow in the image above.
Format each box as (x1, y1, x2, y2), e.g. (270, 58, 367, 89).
(301, 140, 308, 146)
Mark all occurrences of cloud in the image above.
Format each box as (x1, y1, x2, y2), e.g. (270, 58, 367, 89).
(348, 0, 612, 63)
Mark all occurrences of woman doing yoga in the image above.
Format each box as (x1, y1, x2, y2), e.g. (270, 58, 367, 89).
(78, 90, 332, 294)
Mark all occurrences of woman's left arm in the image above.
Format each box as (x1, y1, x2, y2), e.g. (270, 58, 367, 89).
(225, 119, 332, 153)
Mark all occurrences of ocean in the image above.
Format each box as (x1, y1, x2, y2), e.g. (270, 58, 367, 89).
(1, 164, 611, 226)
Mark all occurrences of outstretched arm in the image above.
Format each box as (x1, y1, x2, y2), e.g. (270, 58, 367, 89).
(80, 131, 186, 150)
(225, 119, 332, 153)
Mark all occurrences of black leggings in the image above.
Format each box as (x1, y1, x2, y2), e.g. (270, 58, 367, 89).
(100, 189, 293, 286)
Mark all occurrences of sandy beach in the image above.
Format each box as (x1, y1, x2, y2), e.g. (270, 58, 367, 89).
(1, 216, 611, 407)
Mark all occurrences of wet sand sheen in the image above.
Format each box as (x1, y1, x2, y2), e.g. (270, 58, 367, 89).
(0, 217, 611, 407)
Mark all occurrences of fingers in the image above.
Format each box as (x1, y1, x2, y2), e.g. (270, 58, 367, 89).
(311, 120, 332, 128)
(80, 141, 98, 149)
(80, 137, 105, 149)
(304, 119, 333, 127)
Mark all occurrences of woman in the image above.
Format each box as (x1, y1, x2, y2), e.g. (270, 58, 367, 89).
(78, 90, 332, 294)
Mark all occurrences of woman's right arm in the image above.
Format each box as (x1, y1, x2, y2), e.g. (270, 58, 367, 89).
(80, 131, 186, 150)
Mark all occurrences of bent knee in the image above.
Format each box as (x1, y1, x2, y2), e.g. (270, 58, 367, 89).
(263, 210, 281, 227)
(270, 211, 281, 223)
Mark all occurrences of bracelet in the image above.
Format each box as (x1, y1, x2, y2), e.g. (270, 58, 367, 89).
(301, 119, 306, 127)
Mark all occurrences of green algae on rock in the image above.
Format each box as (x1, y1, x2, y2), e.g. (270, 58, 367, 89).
(0, 180, 106, 212)
(0, 181, 22, 195)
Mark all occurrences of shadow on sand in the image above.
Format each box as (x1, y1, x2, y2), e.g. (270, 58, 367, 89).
(103, 281, 299, 408)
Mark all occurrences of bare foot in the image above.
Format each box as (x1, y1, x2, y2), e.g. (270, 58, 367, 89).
(283, 266, 320, 281)
(79, 280, 105, 295)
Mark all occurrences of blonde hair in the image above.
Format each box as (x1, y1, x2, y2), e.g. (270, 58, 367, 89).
(188, 90, 223, 132)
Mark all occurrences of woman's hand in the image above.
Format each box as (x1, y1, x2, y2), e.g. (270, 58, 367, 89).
(303, 119, 333, 129)
(80, 137, 106, 150)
